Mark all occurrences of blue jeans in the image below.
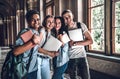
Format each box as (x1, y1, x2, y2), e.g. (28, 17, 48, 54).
(65, 57, 90, 79)
(27, 70, 37, 79)
(37, 57, 50, 79)
(52, 58, 68, 79)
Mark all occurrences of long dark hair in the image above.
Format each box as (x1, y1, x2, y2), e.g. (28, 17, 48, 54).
(52, 16, 68, 37)
(26, 10, 40, 22)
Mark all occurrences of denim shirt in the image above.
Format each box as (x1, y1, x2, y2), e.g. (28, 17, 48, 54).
(15, 28, 39, 73)
(56, 43, 69, 67)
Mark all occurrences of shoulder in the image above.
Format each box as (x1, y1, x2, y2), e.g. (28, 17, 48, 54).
(77, 22, 86, 28)
(17, 28, 30, 37)
(39, 27, 46, 33)
(77, 22, 88, 33)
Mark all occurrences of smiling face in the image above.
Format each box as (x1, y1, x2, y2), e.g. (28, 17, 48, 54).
(28, 14, 40, 30)
(62, 12, 74, 26)
(46, 17, 54, 30)
(55, 18, 61, 31)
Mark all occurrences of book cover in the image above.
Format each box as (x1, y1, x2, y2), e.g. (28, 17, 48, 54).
(68, 28, 83, 41)
(61, 33, 70, 43)
(20, 30, 33, 43)
(43, 35, 62, 51)
(68, 29, 84, 48)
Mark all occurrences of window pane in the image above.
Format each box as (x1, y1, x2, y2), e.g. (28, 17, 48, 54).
(90, 6, 104, 51)
(91, 0, 104, 6)
(115, 1, 120, 53)
(91, 29, 104, 51)
(46, 6, 53, 15)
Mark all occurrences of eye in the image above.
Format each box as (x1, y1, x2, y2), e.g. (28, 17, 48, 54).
(31, 18, 40, 22)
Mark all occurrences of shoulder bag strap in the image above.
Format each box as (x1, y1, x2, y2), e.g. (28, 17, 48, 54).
(26, 48, 34, 71)
(41, 31, 48, 48)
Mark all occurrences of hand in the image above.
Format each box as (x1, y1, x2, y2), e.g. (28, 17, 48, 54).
(69, 40, 74, 47)
(32, 34, 41, 44)
(57, 34, 62, 40)
(57, 34, 64, 46)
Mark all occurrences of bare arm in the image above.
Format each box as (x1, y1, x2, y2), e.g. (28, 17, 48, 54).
(13, 34, 41, 56)
(38, 48, 58, 58)
(13, 40, 35, 56)
(70, 31, 93, 46)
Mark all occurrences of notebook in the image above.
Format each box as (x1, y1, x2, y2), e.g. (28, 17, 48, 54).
(68, 28, 84, 48)
(61, 33, 70, 43)
(68, 28, 83, 41)
(43, 35, 62, 51)
(20, 30, 33, 43)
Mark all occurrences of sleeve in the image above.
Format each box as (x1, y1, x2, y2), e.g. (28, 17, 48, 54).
(39, 27, 45, 34)
(38, 27, 45, 47)
(80, 23, 88, 34)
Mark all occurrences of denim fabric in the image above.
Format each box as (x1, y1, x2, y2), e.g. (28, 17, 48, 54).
(66, 58, 91, 79)
(15, 28, 39, 73)
(52, 61, 68, 79)
(56, 43, 69, 67)
(52, 43, 69, 79)
(37, 57, 50, 79)
(27, 70, 37, 79)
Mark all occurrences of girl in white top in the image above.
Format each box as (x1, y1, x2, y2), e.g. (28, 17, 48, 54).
(37, 15, 58, 79)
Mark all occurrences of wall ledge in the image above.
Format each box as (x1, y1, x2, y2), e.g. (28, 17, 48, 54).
(87, 52, 120, 63)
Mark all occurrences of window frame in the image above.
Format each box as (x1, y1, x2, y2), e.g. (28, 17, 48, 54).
(112, 0, 120, 54)
(88, 0, 105, 53)
(87, 0, 120, 56)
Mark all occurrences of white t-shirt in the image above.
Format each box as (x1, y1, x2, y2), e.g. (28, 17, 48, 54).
(37, 27, 51, 57)
(68, 22, 88, 59)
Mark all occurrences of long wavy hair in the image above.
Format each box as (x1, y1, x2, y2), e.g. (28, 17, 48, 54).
(52, 16, 68, 37)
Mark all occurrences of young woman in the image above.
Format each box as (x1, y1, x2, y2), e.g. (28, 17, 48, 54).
(37, 15, 58, 79)
(13, 10, 42, 79)
(52, 16, 69, 79)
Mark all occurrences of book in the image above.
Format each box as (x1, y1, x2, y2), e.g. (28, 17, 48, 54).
(68, 28, 83, 41)
(43, 35, 62, 51)
(20, 30, 36, 48)
(20, 30, 33, 43)
(61, 33, 70, 43)
(68, 28, 84, 48)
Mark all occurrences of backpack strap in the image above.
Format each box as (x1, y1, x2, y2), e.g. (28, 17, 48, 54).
(77, 22, 85, 40)
(41, 31, 48, 48)
(77, 22, 81, 28)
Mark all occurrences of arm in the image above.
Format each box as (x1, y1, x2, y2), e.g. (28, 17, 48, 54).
(73, 31, 93, 46)
(13, 34, 41, 56)
(38, 48, 58, 57)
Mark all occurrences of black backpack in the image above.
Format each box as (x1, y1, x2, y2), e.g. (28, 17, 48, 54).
(77, 22, 84, 39)
(77, 22, 81, 28)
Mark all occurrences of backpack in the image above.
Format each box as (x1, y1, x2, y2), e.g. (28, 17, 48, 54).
(1, 48, 33, 79)
(1, 49, 28, 79)
(77, 22, 84, 39)
(77, 22, 86, 50)
(77, 22, 81, 28)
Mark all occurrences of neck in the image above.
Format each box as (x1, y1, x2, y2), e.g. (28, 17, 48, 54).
(68, 21, 75, 28)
